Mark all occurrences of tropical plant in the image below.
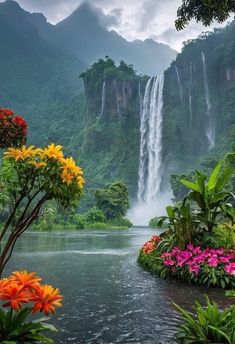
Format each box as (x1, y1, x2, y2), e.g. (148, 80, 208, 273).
(0, 144, 85, 275)
(180, 161, 235, 233)
(0, 270, 63, 343)
(176, 0, 235, 30)
(0, 108, 27, 149)
(156, 202, 195, 248)
(174, 295, 235, 343)
(95, 181, 130, 219)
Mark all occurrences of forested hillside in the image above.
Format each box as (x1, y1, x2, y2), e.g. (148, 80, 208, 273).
(161, 23, 235, 182)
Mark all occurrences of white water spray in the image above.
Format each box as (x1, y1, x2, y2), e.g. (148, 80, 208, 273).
(188, 62, 193, 128)
(137, 74, 164, 203)
(100, 80, 106, 117)
(175, 65, 183, 103)
(201, 51, 215, 149)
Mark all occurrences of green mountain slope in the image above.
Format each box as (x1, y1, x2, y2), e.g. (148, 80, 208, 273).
(0, 0, 86, 143)
(33, 2, 176, 76)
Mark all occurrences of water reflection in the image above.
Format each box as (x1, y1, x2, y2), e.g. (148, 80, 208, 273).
(6, 228, 229, 344)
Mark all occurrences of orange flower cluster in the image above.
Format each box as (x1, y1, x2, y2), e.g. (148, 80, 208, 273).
(0, 271, 63, 315)
(0, 108, 27, 149)
(141, 235, 161, 254)
(4, 144, 85, 189)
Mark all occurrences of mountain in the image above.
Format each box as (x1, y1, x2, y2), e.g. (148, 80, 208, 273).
(0, 0, 86, 143)
(32, 2, 177, 76)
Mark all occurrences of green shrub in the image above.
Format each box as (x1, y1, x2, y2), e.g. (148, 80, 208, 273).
(174, 296, 235, 343)
(83, 207, 106, 224)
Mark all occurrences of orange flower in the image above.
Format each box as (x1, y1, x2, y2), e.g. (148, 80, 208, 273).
(0, 283, 31, 311)
(0, 278, 11, 297)
(61, 169, 74, 185)
(43, 144, 64, 160)
(9, 270, 41, 289)
(32, 284, 63, 315)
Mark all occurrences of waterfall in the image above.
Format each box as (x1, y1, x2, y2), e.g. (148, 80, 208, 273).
(175, 65, 183, 103)
(188, 62, 193, 128)
(122, 82, 126, 109)
(100, 80, 106, 117)
(137, 74, 164, 203)
(201, 51, 215, 149)
(114, 80, 120, 118)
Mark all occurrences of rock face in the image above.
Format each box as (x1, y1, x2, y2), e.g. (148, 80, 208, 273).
(81, 58, 146, 122)
(161, 24, 235, 176)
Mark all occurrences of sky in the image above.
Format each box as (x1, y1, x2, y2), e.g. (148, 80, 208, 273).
(3, 0, 230, 51)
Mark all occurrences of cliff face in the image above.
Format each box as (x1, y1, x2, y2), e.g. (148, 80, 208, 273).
(77, 59, 146, 204)
(161, 23, 235, 175)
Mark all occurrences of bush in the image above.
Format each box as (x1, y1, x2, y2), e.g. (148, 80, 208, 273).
(138, 238, 235, 289)
(83, 207, 106, 224)
(174, 296, 235, 343)
(108, 217, 133, 228)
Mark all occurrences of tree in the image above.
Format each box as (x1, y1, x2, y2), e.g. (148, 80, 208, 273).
(0, 144, 85, 275)
(95, 181, 129, 219)
(176, 0, 235, 30)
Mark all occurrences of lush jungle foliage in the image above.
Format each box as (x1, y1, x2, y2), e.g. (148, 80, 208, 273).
(140, 158, 235, 289)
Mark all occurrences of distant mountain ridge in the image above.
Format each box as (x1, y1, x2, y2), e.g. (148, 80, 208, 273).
(16, 1, 177, 76)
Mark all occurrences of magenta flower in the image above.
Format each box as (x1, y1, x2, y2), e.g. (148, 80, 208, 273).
(163, 259, 175, 267)
(189, 265, 200, 275)
(225, 263, 235, 275)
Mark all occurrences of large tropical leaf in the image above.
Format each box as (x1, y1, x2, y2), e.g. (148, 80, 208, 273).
(207, 160, 222, 191)
(180, 179, 201, 192)
(215, 167, 234, 192)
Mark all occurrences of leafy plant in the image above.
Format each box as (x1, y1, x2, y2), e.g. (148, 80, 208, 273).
(174, 296, 235, 343)
(156, 202, 195, 248)
(180, 160, 235, 233)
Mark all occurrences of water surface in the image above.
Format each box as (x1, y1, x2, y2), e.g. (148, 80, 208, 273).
(6, 228, 229, 344)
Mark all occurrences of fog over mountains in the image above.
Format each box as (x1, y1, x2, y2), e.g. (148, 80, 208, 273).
(0, 0, 176, 77)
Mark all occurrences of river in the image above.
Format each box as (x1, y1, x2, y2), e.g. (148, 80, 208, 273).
(6, 228, 229, 344)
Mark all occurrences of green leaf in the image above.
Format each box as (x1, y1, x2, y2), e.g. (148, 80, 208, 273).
(207, 160, 222, 190)
(180, 179, 201, 192)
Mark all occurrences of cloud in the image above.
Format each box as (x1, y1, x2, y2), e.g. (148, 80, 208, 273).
(0, 0, 230, 51)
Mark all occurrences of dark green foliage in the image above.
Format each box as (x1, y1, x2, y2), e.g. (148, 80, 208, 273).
(174, 296, 235, 344)
(95, 181, 130, 219)
(83, 206, 106, 224)
(180, 160, 235, 232)
(176, 0, 235, 30)
(0, 307, 57, 343)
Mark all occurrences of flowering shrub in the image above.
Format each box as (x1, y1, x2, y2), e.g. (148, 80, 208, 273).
(0, 270, 62, 343)
(0, 144, 85, 274)
(141, 235, 161, 254)
(138, 238, 235, 289)
(0, 108, 27, 148)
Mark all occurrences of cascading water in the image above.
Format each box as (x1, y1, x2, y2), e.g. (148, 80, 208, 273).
(100, 80, 106, 117)
(188, 62, 193, 128)
(137, 74, 164, 203)
(175, 65, 183, 103)
(201, 51, 215, 149)
(122, 82, 126, 109)
(114, 80, 120, 118)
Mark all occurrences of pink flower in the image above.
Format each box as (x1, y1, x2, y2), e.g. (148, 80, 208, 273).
(189, 265, 200, 275)
(225, 263, 235, 275)
(187, 244, 194, 251)
(208, 256, 219, 267)
(163, 259, 175, 267)
(161, 252, 172, 258)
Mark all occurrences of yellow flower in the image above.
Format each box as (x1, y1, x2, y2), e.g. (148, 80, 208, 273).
(61, 157, 83, 175)
(4, 146, 36, 161)
(43, 144, 64, 160)
(61, 169, 74, 185)
(77, 175, 85, 187)
(30, 161, 47, 169)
